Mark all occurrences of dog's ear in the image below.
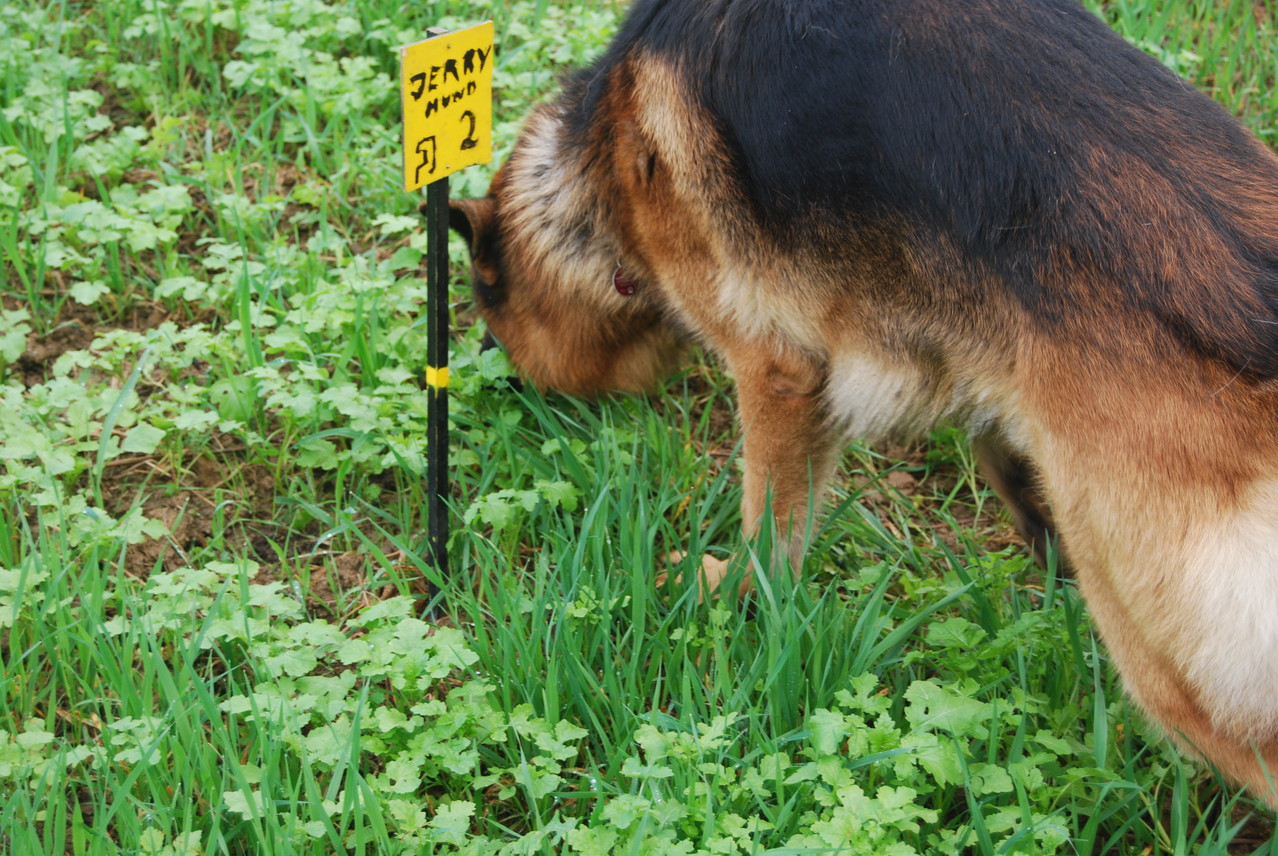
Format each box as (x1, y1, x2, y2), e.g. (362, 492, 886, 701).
(616, 117, 659, 191)
(446, 197, 499, 285)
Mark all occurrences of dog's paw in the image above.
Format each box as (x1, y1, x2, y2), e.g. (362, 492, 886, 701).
(659, 551, 741, 599)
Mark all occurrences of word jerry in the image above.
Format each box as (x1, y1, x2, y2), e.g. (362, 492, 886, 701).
(408, 46, 492, 120)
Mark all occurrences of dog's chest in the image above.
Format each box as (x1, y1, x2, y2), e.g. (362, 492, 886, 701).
(823, 348, 1005, 442)
(824, 352, 940, 440)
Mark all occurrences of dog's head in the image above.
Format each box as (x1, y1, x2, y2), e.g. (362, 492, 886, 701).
(448, 110, 685, 397)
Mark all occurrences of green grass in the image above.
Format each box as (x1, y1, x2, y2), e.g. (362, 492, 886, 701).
(1, 0, 1277, 853)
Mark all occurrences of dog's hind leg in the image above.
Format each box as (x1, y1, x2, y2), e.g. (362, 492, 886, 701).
(1026, 382, 1278, 803)
(1073, 536, 1278, 805)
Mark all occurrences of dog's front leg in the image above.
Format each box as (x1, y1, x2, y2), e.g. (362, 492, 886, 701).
(698, 347, 839, 595)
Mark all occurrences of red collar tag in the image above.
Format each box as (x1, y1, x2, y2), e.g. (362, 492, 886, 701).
(613, 265, 639, 296)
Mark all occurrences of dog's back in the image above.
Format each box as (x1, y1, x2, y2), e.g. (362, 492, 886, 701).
(577, 0, 1278, 370)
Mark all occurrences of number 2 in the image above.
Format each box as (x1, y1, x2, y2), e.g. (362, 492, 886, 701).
(459, 110, 478, 151)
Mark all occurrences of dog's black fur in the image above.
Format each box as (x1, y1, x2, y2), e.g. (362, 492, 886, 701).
(560, 0, 1278, 376)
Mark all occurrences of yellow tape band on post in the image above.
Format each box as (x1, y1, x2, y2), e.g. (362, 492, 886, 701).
(426, 365, 449, 390)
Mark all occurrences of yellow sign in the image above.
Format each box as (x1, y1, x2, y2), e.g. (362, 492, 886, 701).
(401, 22, 494, 190)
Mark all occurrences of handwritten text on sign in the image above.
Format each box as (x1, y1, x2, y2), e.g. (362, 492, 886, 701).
(401, 22, 494, 190)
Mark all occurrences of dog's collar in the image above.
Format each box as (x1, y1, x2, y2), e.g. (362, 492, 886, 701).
(613, 264, 639, 296)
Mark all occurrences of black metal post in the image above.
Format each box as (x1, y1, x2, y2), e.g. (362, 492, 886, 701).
(424, 176, 450, 601)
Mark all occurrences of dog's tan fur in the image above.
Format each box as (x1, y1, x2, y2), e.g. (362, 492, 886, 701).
(450, 12, 1278, 802)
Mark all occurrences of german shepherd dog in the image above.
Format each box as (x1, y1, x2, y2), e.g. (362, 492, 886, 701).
(447, 0, 1278, 801)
